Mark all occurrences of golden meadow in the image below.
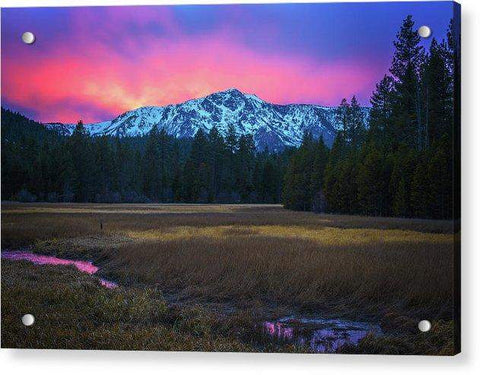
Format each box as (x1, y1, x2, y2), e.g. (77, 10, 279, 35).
(1, 203, 456, 353)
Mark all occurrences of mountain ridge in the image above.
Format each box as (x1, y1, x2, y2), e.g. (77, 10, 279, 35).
(46, 88, 369, 150)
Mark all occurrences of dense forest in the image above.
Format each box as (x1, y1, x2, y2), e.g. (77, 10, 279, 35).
(1, 108, 291, 204)
(284, 16, 459, 220)
(1, 16, 459, 220)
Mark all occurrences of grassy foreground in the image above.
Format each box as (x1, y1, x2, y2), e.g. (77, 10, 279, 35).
(1, 203, 458, 354)
(1, 261, 258, 351)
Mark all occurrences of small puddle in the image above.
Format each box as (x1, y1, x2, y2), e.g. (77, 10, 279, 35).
(263, 316, 382, 353)
(1, 250, 117, 289)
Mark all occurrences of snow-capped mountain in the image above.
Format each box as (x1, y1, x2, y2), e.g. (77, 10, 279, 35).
(46, 88, 369, 150)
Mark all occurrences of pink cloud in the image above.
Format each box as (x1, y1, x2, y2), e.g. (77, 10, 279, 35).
(3, 30, 377, 123)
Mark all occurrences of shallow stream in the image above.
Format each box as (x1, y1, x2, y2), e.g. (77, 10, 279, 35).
(2, 250, 382, 352)
(1, 250, 117, 289)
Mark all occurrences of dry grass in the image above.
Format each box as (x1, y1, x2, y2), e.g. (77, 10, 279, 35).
(101, 234, 454, 319)
(1, 202, 264, 214)
(1, 260, 454, 354)
(1, 202, 456, 317)
(1, 202, 458, 353)
(125, 225, 452, 246)
(1, 261, 254, 351)
(1, 202, 453, 247)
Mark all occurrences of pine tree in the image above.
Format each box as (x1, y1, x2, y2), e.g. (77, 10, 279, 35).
(369, 75, 395, 147)
(424, 38, 453, 146)
(69, 120, 94, 202)
(357, 142, 387, 216)
(143, 126, 161, 201)
(348, 96, 366, 149)
(389, 148, 417, 217)
(428, 136, 453, 219)
(335, 98, 350, 134)
(93, 135, 115, 202)
(410, 151, 432, 218)
(237, 134, 256, 202)
(224, 124, 238, 200)
(171, 141, 183, 202)
(207, 126, 226, 202)
(158, 128, 172, 201)
(311, 136, 329, 212)
(390, 15, 425, 149)
(324, 132, 347, 213)
(183, 129, 209, 202)
(282, 132, 315, 210)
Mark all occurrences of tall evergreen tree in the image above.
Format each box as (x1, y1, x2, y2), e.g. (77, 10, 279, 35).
(236, 134, 256, 202)
(207, 126, 226, 202)
(224, 124, 238, 199)
(357, 142, 388, 216)
(143, 126, 162, 201)
(369, 75, 395, 147)
(424, 38, 453, 145)
(311, 136, 329, 212)
(323, 132, 347, 213)
(68, 120, 94, 202)
(348, 96, 366, 149)
(390, 15, 425, 149)
(283, 132, 328, 211)
(158, 128, 172, 201)
(183, 129, 210, 202)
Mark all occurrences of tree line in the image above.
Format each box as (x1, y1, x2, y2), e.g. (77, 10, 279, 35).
(282, 16, 458, 220)
(1, 109, 288, 204)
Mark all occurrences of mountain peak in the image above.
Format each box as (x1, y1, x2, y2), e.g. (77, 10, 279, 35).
(222, 88, 243, 95)
(209, 88, 246, 99)
(46, 90, 369, 151)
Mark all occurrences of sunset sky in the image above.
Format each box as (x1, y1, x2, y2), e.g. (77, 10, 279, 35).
(1, 2, 454, 123)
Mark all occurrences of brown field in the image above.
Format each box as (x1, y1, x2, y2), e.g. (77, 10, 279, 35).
(1, 203, 457, 353)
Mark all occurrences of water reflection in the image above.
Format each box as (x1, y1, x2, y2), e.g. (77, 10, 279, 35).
(263, 316, 382, 353)
(264, 321, 294, 340)
(2, 250, 117, 289)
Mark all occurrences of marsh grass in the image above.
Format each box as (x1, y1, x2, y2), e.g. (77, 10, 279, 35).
(1, 261, 454, 354)
(124, 224, 452, 246)
(338, 321, 455, 355)
(101, 234, 454, 320)
(1, 203, 457, 353)
(1, 261, 255, 351)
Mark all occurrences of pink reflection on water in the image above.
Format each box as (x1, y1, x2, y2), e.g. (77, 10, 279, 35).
(262, 316, 382, 353)
(263, 321, 294, 340)
(310, 328, 369, 353)
(2, 251, 99, 273)
(2, 251, 117, 289)
(99, 278, 118, 289)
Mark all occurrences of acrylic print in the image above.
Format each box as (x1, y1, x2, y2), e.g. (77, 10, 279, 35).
(1, 2, 460, 355)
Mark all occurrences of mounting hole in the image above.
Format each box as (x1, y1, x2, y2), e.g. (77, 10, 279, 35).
(22, 31, 36, 45)
(418, 26, 432, 38)
(418, 320, 431, 332)
(22, 314, 35, 326)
